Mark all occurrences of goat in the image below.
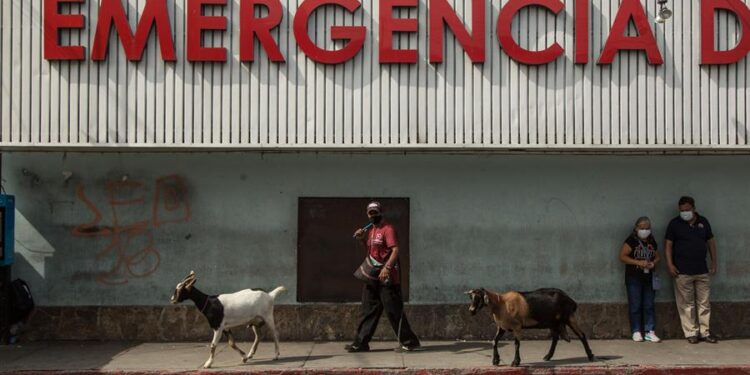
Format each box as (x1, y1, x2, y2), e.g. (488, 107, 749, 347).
(170, 271, 287, 368)
(466, 287, 594, 367)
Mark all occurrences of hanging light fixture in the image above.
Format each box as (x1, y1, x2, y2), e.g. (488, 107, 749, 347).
(655, 0, 672, 23)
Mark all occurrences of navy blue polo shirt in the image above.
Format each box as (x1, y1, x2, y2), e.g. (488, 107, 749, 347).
(665, 214, 714, 275)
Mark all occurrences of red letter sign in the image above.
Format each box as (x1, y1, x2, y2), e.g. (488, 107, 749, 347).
(240, 0, 285, 62)
(187, 0, 228, 62)
(380, 0, 418, 63)
(429, 0, 484, 63)
(293, 0, 365, 64)
(598, 0, 663, 64)
(701, 0, 750, 64)
(44, 0, 85, 60)
(91, 0, 176, 61)
(497, 0, 564, 65)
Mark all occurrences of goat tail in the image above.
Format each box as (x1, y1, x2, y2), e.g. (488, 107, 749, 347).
(269, 286, 287, 299)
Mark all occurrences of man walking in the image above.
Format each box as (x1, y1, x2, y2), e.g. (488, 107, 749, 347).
(665, 196, 718, 344)
(345, 201, 421, 352)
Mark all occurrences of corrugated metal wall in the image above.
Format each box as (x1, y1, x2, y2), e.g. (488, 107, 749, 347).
(0, 0, 748, 150)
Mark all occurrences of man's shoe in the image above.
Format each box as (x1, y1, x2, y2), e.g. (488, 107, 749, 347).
(345, 343, 370, 352)
(632, 332, 644, 342)
(398, 344, 423, 352)
(687, 336, 700, 344)
(703, 335, 718, 343)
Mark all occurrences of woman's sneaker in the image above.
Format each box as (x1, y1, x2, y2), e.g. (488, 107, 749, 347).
(632, 332, 644, 342)
(644, 331, 661, 343)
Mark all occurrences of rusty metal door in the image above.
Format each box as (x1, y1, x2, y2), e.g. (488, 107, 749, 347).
(297, 198, 410, 302)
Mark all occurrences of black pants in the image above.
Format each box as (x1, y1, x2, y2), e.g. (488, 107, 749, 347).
(353, 283, 420, 347)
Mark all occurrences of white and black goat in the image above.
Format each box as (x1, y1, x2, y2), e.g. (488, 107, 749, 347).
(170, 271, 286, 368)
(466, 287, 595, 367)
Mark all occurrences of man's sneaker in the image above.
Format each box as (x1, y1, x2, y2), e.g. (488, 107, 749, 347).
(344, 343, 370, 352)
(397, 344, 423, 352)
(687, 336, 700, 344)
(632, 332, 644, 342)
(644, 331, 661, 343)
(703, 335, 718, 344)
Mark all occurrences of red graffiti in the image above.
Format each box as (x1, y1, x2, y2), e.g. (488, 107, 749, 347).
(72, 175, 191, 285)
(153, 175, 192, 228)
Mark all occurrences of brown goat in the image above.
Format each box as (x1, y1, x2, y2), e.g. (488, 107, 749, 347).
(466, 287, 595, 367)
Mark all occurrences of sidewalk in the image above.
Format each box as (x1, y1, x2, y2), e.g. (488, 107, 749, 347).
(2, 340, 750, 374)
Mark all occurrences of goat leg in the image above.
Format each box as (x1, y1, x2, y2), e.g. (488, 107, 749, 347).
(492, 327, 504, 366)
(265, 316, 281, 360)
(244, 325, 261, 362)
(225, 330, 247, 360)
(567, 315, 595, 361)
(559, 324, 571, 342)
(511, 337, 521, 367)
(203, 330, 223, 369)
(543, 330, 559, 361)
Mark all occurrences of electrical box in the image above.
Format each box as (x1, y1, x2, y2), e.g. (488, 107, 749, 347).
(0, 195, 14, 267)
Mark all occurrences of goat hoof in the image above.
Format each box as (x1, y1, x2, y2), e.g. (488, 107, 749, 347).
(511, 360, 520, 367)
(543, 355, 552, 361)
(588, 355, 596, 362)
(492, 359, 500, 366)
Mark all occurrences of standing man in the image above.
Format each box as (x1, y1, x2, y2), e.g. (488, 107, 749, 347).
(665, 196, 718, 344)
(345, 201, 421, 352)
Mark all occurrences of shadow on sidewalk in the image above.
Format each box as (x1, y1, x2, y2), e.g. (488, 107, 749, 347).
(420, 342, 501, 354)
(0, 341, 141, 371)
(249, 355, 334, 365)
(523, 355, 623, 367)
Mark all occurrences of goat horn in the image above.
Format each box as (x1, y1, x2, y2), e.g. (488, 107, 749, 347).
(463, 291, 473, 295)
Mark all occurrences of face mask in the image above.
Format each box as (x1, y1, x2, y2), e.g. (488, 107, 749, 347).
(680, 211, 694, 221)
(369, 215, 382, 224)
(637, 229, 651, 239)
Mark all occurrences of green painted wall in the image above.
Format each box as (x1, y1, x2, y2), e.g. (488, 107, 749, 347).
(4, 152, 748, 305)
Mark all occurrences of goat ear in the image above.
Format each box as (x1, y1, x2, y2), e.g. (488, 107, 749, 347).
(463, 290, 473, 295)
(484, 294, 490, 304)
(183, 271, 196, 282)
(185, 277, 196, 289)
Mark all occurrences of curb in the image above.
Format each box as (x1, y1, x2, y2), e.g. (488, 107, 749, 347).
(5, 366, 750, 375)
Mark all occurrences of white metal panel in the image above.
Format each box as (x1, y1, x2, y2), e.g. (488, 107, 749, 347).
(1, 0, 749, 150)
(11, 0, 22, 144)
(1, 0, 9, 144)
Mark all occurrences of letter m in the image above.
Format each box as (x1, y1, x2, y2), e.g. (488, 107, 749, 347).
(91, 0, 176, 61)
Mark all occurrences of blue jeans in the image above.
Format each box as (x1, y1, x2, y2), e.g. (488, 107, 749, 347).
(626, 276, 656, 333)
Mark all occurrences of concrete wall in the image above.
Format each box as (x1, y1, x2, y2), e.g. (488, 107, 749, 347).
(4, 152, 750, 307)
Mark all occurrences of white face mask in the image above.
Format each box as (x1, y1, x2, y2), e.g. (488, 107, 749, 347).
(637, 229, 651, 239)
(680, 210, 694, 221)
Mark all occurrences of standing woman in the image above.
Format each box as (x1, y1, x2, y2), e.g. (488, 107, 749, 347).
(620, 216, 661, 342)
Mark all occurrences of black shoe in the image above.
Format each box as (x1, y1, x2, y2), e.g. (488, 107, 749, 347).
(345, 343, 370, 352)
(687, 336, 700, 344)
(703, 335, 718, 343)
